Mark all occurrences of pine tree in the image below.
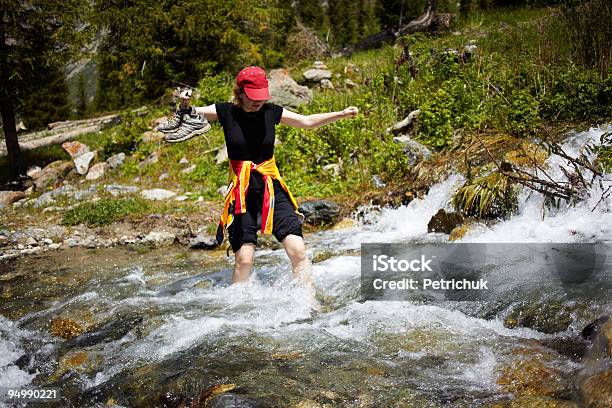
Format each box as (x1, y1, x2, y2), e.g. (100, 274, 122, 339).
(21, 66, 71, 130)
(0, 0, 90, 182)
(92, 0, 291, 111)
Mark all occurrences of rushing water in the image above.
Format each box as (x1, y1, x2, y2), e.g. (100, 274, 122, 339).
(1, 126, 611, 407)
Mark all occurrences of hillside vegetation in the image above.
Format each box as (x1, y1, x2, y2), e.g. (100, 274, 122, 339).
(2, 2, 610, 228)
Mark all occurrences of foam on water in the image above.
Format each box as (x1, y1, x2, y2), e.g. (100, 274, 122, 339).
(0, 316, 36, 388)
(315, 301, 543, 341)
(341, 174, 465, 248)
(83, 274, 318, 388)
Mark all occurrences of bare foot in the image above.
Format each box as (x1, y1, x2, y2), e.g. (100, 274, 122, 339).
(292, 266, 321, 312)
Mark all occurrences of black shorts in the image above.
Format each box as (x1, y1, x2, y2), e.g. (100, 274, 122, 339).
(228, 178, 303, 252)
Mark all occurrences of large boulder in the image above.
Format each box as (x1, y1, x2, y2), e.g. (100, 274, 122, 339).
(75, 151, 95, 175)
(427, 209, 465, 234)
(141, 189, 176, 200)
(580, 368, 612, 408)
(61, 141, 90, 159)
(34, 160, 75, 190)
(582, 316, 612, 359)
(303, 68, 332, 82)
(86, 162, 107, 180)
(268, 69, 313, 108)
(208, 393, 256, 408)
(299, 200, 340, 225)
(106, 152, 126, 169)
(0, 191, 25, 206)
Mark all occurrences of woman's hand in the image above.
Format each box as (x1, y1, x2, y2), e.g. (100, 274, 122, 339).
(342, 106, 359, 118)
(178, 88, 192, 109)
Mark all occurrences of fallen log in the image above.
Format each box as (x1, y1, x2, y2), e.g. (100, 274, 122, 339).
(0, 124, 102, 156)
(47, 113, 119, 131)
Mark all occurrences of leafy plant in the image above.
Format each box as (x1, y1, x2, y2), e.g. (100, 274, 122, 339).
(453, 172, 519, 218)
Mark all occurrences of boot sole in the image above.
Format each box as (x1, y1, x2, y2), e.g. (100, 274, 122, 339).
(164, 123, 212, 143)
(157, 126, 180, 134)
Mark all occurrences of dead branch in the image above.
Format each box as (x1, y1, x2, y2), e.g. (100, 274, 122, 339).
(473, 132, 577, 201)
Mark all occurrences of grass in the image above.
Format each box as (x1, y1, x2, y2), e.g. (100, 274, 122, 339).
(61, 197, 150, 227)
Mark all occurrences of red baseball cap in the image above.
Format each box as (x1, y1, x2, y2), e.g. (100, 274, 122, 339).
(236, 66, 270, 101)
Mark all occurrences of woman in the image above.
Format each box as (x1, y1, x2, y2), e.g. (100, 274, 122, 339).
(178, 66, 358, 284)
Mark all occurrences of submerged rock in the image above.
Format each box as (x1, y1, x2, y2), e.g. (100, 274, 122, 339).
(583, 316, 612, 360)
(504, 301, 574, 334)
(64, 315, 144, 349)
(50, 317, 85, 339)
(449, 222, 480, 241)
(330, 218, 357, 231)
(580, 366, 612, 408)
(208, 393, 256, 408)
(497, 357, 572, 399)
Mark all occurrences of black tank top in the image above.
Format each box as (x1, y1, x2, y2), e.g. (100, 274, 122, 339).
(215, 102, 284, 191)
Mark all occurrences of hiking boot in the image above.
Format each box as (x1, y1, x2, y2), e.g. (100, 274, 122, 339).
(164, 111, 211, 143)
(157, 106, 198, 133)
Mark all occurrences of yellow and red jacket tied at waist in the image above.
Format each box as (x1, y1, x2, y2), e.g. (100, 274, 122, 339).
(216, 156, 303, 244)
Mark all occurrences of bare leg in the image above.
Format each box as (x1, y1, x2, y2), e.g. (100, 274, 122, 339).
(232, 243, 255, 283)
(281, 234, 310, 280)
(282, 235, 320, 311)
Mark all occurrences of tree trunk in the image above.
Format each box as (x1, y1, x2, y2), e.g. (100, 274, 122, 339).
(1, 104, 26, 181)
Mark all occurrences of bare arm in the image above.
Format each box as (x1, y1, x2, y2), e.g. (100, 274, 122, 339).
(280, 106, 358, 129)
(194, 104, 218, 122)
(178, 90, 218, 121)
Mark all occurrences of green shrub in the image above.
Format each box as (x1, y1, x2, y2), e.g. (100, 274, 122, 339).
(416, 77, 485, 149)
(541, 68, 612, 120)
(194, 72, 232, 106)
(101, 113, 149, 159)
(61, 198, 150, 227)
(506, 89, 540, 136)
